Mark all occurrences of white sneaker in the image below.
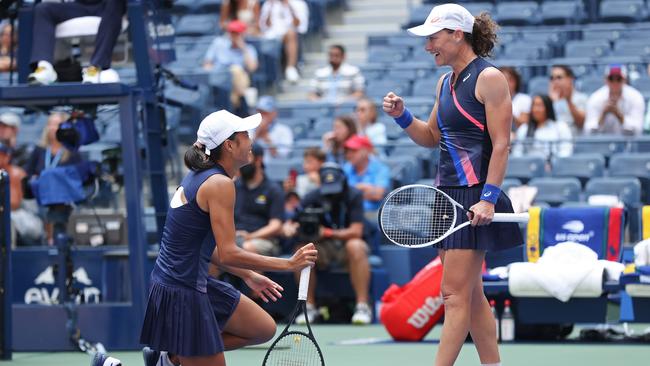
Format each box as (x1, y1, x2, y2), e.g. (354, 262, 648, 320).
(28, 60, 57, 85)
(285, 66, 299, 83)
(82, 66, 121, 84)
(295, 303, 319, 325)
(351, 303, 372, 325)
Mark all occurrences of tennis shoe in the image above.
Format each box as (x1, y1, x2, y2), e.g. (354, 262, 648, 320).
(28, 61, 57, 85)
(285, 66, 299, 83)
(295, 303, 319, 325)
(351, 303, 372, 325)
(90, 352, 122, 366)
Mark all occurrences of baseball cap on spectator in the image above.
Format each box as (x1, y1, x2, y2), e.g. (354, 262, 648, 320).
(605, 64, 627, 79)
(407, 3, 475, 37)
(197, 110, 261, 155)
(319, 162, 346, 195)
(344, 135, 373, 150)
(0, 112, 21, 128)
(256, 95, 277, 113)
(227, 20, 247, 34)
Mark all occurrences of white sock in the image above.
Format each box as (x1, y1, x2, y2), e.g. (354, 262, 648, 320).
(481, 363, 501, 366)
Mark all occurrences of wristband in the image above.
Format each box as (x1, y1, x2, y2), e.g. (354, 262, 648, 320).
(480, 184, 501, 204)
(322, 228, 334, 238)
(394, 108, 414, 129)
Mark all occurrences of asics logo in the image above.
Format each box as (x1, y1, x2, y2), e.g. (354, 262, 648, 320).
(463, 73, 471, 82)
(482, 192, 492, 197)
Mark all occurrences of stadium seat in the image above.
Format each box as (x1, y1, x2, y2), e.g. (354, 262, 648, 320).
(576, 74, 605, 95)
(506, 155, 547, 183)
(528, 177, 582, 206)
(540, 0, 584, 25)
(462, 2, 495, 16)
(265, 160, 302, 184)
(572, 135, 627, 159)
(563, 40, 610, 59)
(502, 178, 523, 195)
(608, 153, 650, 203)
(551, 153, 605, 186)
(367, 47, 408, 64)
(629, 135, 650, 153)
(613, 39, 650, 57)
(365, 79, 411, 99)
(495, 2, 540, 26)
(599, 0, 648, 23)
(195, 0, 222, 13)
(527, 75, 549, 95)
(585, 177, 641, 207)
(175, 14, 219, 36)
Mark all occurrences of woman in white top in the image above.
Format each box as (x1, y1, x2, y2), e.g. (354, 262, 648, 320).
(355, 97, 387, 147)
(515, 94, 573, 158)
(500, 66, 531, 130)
(220, 0, 261, 36)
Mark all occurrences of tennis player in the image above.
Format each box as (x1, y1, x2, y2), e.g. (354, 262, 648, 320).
(139, 110, 318, 366)
(383, 4, 522, 366)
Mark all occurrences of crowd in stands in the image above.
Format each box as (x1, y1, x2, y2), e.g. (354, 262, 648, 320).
(2, 0, 650, 325)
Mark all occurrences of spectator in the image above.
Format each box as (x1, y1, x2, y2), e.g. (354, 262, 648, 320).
(283, 147, 325, 198)
(514, 94, 573, 158)
(309, 45, 365, 103)
(355, 97, 387, 147)
(259, 0, 309, 83)
(24, 112, 83, 245)
(0, 22, 16, 72)
(220, 0, 261, 36)
(342, 135, 390, 214)
(252, 95, 293, 162)
(283, 162, 372, 324)
(203, 20, 259, 113)
(584, 64, 645, 136)
(548, 65, 587, 134)
(27, 0, 126, 85)
(322, 115, 357, 164)
(234, 144, 285, 256)
(500, 66, 531, 130)
(0, 140, 43, 247)
(0, 111, 20, 149)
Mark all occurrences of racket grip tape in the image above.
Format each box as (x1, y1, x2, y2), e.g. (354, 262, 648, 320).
(298, 266, 311, 301)
(493, 212, 530, 223)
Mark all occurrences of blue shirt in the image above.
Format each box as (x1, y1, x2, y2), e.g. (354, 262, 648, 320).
(436, 57, 493, 187)
(203, 36, 258, 70)
(343, 157, 391, 211)
(151, 166, 226, 293)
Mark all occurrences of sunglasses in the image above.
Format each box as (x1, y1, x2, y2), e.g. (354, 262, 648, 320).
(608, 75, 623, 82)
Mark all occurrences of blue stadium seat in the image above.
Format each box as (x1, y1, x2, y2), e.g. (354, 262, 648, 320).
(365, 79, 411, 99)
(501, 42, 549, 60)
(495, 2, 540, 26)
(528, 177, 582, 206)
(564, 40, 610, 58)
(551, 153, 605, 186)
(576, 74, 604, 95)
(613, 39, 650, 57)
(608, 153, 650, 203)
(629, 135, 650, 152)
(367, 47, 408, 64)
(527, 75, 549, 95)
(540, 0, 584, 25)
(572, 135, 627, 159)
(502, 177, 523, 194)
(599, 0, 648, 23)
(265, 160, 302, 184)
(195, 0, 222, 13)
(175, 15, 219, 36)
(405, 5, 431, 28)
(584, 177, 641, 207)
(462, 2, 495, 16)
(383, 155, 419, 187)
(506, 155, 547, 183)
(171, 0, 197, 14)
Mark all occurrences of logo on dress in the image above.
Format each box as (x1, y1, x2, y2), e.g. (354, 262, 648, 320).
(462, 73, 471, 82)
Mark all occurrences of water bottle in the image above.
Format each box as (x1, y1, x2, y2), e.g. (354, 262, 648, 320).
(500, 299, 515, 342)
(490, 299, 499, 341)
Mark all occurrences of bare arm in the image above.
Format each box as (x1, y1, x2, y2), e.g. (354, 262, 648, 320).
(201, 174, 315, 271)
(328, 222, 363, 241)
(219, 0, 231, 29)
(247, 218, 282, 240)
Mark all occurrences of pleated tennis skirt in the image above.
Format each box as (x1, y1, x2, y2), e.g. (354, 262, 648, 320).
(140, 277, 241, 357)
(436, 185, 524, 251)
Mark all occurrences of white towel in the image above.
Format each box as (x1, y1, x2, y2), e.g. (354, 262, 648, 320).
(634, 239, 650, 267)
(509, 242, 608, 302)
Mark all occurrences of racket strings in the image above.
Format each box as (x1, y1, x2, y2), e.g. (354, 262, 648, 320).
(264, 333, 323, 366)
(380, 186, 456, 246)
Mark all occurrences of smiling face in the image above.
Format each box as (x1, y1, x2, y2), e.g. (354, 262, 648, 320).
(424, 29, 463, 66)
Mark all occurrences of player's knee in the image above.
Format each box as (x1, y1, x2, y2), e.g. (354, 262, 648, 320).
(441, 283, 470, 310)
(345, 239, 367, 259)
(256, 313, 277, 344)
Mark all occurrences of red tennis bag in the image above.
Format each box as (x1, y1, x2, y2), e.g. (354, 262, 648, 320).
(380, 257, 444, 341)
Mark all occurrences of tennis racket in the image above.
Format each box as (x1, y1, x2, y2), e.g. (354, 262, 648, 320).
(262, 267, 325, 366)
(378, 184, 529, 248)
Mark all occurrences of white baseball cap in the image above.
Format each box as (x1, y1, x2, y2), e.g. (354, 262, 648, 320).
(408, 3, 475, 37)
(0, 112, 21, 128)
(197, 110, 261, 155)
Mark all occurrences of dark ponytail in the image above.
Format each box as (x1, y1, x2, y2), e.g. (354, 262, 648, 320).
(466, 12, 499, 58)
(184, 132, 238, 171)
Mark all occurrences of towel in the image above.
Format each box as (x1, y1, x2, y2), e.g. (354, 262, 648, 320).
(509, 242, 614, 302)
(634, 239, 650, 267)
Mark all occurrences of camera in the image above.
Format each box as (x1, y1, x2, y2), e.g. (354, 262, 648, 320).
(296, 207, 327, 241)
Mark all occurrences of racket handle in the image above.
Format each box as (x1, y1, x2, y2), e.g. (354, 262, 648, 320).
(493, 212, 530, 223)
(298, 266, 311, 301)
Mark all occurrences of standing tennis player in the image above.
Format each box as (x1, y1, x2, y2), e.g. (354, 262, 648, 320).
(383, 4, 522, 366)
(139, 110, 318, 366)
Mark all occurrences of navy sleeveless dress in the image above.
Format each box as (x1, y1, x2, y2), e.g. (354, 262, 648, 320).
(435, 58, 523, 251)
(140, 165, 241, 356)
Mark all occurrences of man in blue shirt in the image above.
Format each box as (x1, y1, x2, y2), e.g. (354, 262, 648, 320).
(235, 144, 285, 256)
(342, 135, 391, 213)
(203, 20, 259, 111)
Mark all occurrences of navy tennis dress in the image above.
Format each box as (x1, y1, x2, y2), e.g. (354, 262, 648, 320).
(434, 57, 523, 251)
(140, 165, 241, 356)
